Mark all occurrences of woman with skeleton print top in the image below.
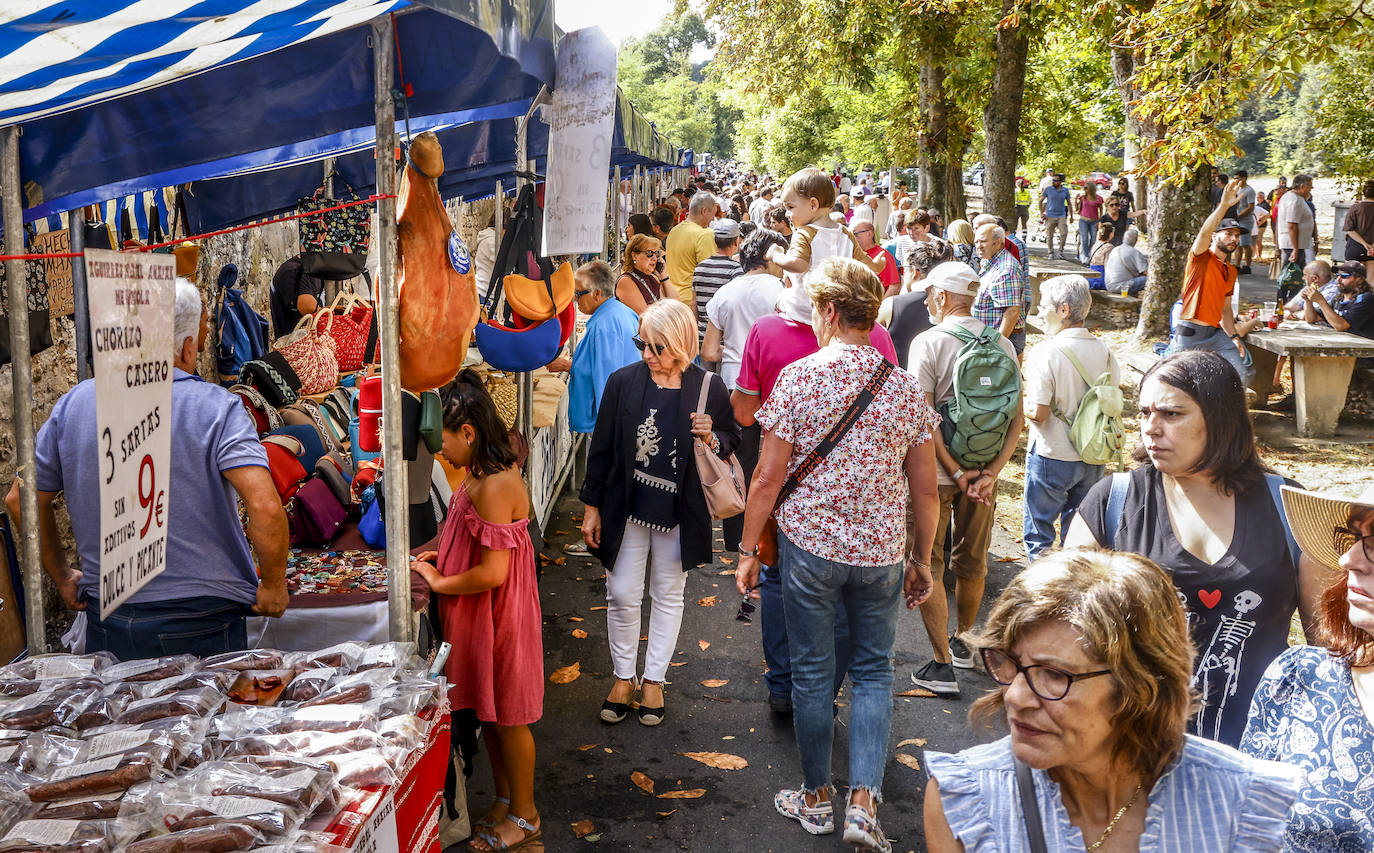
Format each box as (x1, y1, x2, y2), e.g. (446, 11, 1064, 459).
(1063, 350, 1326, 747)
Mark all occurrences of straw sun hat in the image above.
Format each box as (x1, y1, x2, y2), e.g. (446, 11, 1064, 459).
(1280, 483, 1374, 572)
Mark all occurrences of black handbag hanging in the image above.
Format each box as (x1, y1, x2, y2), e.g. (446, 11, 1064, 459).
(298, 176, 373, 281)
(0, 227, 52, 367)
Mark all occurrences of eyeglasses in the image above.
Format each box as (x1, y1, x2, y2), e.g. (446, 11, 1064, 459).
(736, 584, 761, 623)
(638, 249, 664, 259)
(632, 336, 666, 355)
(980, 648, 1112, 701)
(1335, 525, 1374, 561)
(574, 289, 592, 297)
(1336, 273, 1355, 279)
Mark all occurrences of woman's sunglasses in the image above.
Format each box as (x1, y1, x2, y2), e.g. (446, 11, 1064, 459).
(633, 336, 666, 355)
(736, 584, 762, 623)
(638, 249, 665, 259)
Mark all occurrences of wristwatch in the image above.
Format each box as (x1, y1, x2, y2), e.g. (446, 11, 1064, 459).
(1230, 333, 1242, 341)
(738, 546, 759, 558)
(952, 468, 965, 481)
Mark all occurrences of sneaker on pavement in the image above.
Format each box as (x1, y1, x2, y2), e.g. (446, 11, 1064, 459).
(775, 789, 834, 835)
(910, 660, 960, 697)
(768, 692, 793, 716)
(949, 635, 976, 670)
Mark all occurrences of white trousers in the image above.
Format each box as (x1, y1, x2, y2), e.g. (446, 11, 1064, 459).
(606, 521, 686, 683)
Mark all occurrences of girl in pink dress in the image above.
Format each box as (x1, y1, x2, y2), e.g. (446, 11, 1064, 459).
(412, 370, 542, 852)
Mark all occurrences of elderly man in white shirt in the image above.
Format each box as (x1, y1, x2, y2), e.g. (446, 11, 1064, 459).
(1104, 227, 1148, 295)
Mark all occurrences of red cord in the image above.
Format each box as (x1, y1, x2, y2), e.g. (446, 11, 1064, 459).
(0, 252, 85, 260)
(390, 13, 414, 98)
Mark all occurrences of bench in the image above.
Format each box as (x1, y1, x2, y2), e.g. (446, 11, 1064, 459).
(1089, 290, 1141, 328)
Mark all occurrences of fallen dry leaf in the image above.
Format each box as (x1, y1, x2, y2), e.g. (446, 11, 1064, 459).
(549, 662, 581, 684)
(657, 809, 678, 818)
(589, 605, 608, 612)
(577, 744, 599, 751)
(571, 629, 588, 639)
(720, 557, 734, 565)
(895, 753, 922, 771)
(717, 569, 734, 576)
(701, 679, 728, 688)
(677, 751, 748, 770)
(670, 662, 687, 667)
(554, 529, 569, 535)
(631, 771, 655, 794)
(896, 738, 928, 749)
(571, 819, 595, 839)
(656, 789, 706, 799)
(568, 616, 585, 622)
(698, 595, 719, 607)
(895, 688, 936, 698)
(698, 640, 711, 651)
(995, 555, 1020, 563)
(554, 557, 567, 566)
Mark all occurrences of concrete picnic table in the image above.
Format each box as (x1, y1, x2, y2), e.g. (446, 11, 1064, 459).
(1245, 321, 1374, 436)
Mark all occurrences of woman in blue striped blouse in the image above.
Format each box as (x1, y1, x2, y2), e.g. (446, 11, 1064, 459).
(924, 549, 1302, 852)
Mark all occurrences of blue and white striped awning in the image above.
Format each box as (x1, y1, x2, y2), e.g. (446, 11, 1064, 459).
(0, 1, 415, 126)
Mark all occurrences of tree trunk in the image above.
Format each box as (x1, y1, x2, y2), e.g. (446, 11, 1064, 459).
(944, 135, 969, 224)
(919, 60, 946, 211)
(981, 0, 1030, 222)
(1112, 46, 1211, 341)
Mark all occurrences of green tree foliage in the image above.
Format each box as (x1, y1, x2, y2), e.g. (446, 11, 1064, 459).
(1307, 52, 1374, 183)
(617, 12, 740, 157)
(1017, 29, 1124, 180)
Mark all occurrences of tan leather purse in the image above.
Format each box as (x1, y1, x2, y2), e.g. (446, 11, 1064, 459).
(692, 373, 747, 519)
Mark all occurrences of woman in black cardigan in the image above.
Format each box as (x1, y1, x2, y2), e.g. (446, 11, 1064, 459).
(580, 299, 740, 727)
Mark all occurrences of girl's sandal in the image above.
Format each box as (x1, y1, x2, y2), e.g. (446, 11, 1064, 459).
(468, 814, 541, 852)
(473, 796, 510, 831)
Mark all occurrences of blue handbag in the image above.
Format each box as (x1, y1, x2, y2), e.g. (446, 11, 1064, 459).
(358, 491, 386, 548)
(473, 315, 561, 373)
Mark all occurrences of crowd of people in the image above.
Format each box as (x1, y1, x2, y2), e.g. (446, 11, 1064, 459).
(421, 159, 1365, 852)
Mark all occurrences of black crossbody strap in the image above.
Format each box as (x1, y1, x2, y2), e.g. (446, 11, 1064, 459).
(1015, 759, 1049, 853)
(774, 358, 893, 511)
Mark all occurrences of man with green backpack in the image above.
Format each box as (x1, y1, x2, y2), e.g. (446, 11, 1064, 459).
(1022, 275, 1123, 564)
(907, 262, 1023, 697)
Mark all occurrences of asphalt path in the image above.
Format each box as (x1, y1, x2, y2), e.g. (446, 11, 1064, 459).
(451, 491, 1028, 853)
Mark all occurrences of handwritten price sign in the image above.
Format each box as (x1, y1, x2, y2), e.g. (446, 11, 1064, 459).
(84, 248, 175, 618)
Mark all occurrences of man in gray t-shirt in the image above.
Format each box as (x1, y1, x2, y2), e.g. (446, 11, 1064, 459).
(11, 280, 288, 661)
(1230, 170, 1257, 274)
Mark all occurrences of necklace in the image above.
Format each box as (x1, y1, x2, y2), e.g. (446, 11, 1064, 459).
(1084, 781, 1143, 851)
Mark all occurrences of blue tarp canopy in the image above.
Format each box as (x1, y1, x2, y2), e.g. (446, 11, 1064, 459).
(183, 86, 681, 232)
(1, 2, 557, 222)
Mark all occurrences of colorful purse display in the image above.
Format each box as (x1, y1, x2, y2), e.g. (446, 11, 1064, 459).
(287, 477, 348, 547)
(274, 312, 339, 395)
(229, 384, 283, 435)
(325, 292, 375, 372)
(298, 179, 372, 281)
(504, 260, 575, 322)
(242, 351, 301, 407)
(473, 184, 563, 373)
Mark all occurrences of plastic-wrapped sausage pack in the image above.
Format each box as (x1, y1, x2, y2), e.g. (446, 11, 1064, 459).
(0, 643, 441, 851)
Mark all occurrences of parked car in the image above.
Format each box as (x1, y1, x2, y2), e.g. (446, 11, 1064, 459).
(964, 164, 984, 186)
(1072, 171, 1113, 189)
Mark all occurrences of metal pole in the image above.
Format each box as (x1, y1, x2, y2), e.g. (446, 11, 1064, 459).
(70, 211, 91, 382)
(3, 126, 45, 655)
(613, 165, 622, 266)
(493, 181, 503, 246)
(603, 176, 612, 260)
(372, 18, 411, 644)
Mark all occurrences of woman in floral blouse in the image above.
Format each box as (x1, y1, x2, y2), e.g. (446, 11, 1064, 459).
(1241, 483, 1374, 852)
(735, 256, 941, 852)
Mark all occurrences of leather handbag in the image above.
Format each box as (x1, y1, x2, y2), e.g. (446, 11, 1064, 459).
(274, 312, 339, 395)
(261, 435, 309, 502)
(418, 390, 443, 454)
(693, 373, 747, 519)
(504, 260, 575, 322)
(287, 476, 348, 547)
(315, 453, 354, 507)
(298, 179, 372, 281)
(267, 425, 326, 474)
(473, 184, 562, 371)
(229, 384, 283, 435)
(242, 351, 301, 407)
(356, 369, 383, 454)
(325, 292, 374, 371)
(358, 481, 387, 549)
(758, 360, 894, 565)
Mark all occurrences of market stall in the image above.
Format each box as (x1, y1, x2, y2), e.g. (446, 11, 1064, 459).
(0, 645, 450, 852)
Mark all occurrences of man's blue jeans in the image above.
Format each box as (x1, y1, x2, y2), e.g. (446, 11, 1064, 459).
(761, 559, 850, 701)
(1022, 450, 1105, 563)
(85, 595, 249, 662)
(1166, 320, 1254, 384)
(779, 532, 901, 797)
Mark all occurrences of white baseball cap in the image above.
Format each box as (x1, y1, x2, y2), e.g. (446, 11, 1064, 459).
(924, 262, 981, 296)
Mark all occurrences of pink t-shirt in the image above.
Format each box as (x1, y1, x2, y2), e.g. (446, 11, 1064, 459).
(1079, 194, 1104, 220)
(736, 314, 899, 402)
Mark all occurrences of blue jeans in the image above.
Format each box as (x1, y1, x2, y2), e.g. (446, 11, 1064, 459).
(1166, 320, 1253, 384)
(1022, 450, 1105, 563)
(761, 559, 850, 699)
(1079, 218, 1098, 263)
(85, 595, 249, 662)
(780, 532, 901, 796)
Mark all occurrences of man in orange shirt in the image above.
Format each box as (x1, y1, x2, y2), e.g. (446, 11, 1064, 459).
(1167, 178, 1254, 383)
